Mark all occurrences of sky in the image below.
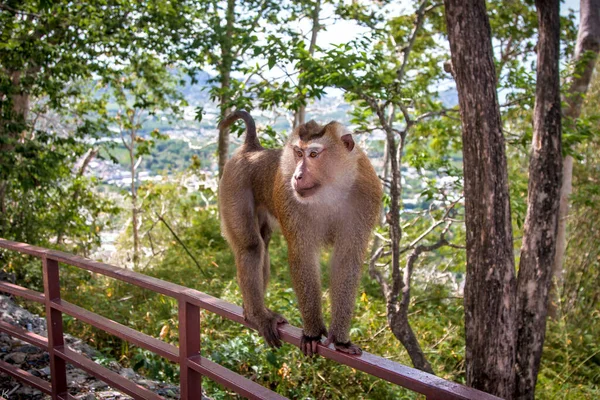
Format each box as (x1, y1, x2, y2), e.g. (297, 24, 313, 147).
(317, 0, 582, 50)
(563, 0, 581, 18)
(226, 0, 585, 100)
(309, 0, 583, 99)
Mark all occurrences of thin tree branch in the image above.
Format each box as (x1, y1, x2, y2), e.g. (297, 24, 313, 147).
(233, 0, 272, 59)
(155, 212, 207, 276)
(77, 148, 98, 176)
(399, 198, 461, 254)
(0, 4, 40, 18)
(414, 108, 459, 122)
(400, 237, 449, 309)
(368, 246, 392, 301)
(396, 1, 431, 83)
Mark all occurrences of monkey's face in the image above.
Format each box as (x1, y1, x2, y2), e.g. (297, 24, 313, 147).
(290, 142, 325, 198)
(284, 121, 358, 204)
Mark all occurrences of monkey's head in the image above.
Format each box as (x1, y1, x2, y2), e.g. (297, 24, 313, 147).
(282, 120, 359, 204)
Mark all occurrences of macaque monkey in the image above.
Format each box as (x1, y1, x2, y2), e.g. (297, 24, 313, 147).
(218, 110, 382, 356)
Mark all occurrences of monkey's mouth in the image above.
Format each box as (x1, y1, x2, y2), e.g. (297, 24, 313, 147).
(295, 184, 321, 197)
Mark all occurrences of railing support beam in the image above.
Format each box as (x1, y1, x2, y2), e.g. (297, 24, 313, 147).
(42, 256, 68, 400)
(179, 299, 202, 400)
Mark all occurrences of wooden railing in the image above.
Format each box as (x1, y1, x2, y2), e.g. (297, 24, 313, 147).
(0, 238, 501, 400)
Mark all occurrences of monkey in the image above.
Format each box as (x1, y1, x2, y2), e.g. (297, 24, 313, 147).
(218, 110, 382, 356)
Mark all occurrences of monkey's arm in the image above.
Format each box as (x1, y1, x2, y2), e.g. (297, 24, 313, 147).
(323, 154, 382, 354)
(287, 241, 327, 357)
(326, 220, 374, 355)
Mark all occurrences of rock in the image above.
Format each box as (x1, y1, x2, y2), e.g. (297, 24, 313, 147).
(15, 345, 41, 354)
(38, 365, 51, 376)
(156, 387, 180, 398)
(8, 383, 44, 398)
(68, 369, 89, 385)
(26, 351, 49, 368)
(89, 380, 109, 390)
(137, 379, 156, 390)
(108, 360, 121, 371)
(119, 367, 136, 380)
(66, 337, 99, 358)
(6, 352, 27, 364)
(97, 390, 133, 399)
(74, 394, 96, 400)
(0, 333, 12, 345)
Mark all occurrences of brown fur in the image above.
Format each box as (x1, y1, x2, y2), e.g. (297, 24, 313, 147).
(218, 111, 382, 355)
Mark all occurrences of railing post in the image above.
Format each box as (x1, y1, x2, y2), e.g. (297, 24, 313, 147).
(42, 256, 68, 400)
(179, 298, 201, 400)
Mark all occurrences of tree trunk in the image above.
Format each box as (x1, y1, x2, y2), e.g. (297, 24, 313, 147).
(129, 132, 140, 266)
(383, 124, 434, 373)
(515, 2, 563, 399)
(388, 306, 434, 373)
(385, 128, 401, 310)
(0, 71, 31, 236)
(0, 182, 7, 236)
(444, 1, 517, 397)
(10, 72, 30, 123)
(294, 0, 320, 128)
(218, 101, 231, 179)
(218, 0, 235, 178)
(549, 0, 600, 317)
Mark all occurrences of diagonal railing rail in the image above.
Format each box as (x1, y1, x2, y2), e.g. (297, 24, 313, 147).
(0, 238, 501, 400)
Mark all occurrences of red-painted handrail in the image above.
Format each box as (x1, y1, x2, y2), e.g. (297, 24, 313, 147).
(0, 238, 501, 400)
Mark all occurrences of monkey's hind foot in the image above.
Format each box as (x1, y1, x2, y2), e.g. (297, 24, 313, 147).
(324, 334, 363, 356)
(300, 328, 327, 357)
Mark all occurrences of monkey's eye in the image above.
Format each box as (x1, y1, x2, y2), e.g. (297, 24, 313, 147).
(296, 150, 303, 158)
(309, 151, 318, 158)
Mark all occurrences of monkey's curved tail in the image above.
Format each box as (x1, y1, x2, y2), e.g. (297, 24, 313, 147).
(218, 109, 261, 150)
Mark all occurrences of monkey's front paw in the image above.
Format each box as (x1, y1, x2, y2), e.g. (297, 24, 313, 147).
(254, 311, 288, 349)
(300, 328, 327, 357)
(266, 308, 288, 326)
(324, 334, 363, 356)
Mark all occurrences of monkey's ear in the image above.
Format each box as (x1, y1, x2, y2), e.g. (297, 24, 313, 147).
(341, 134, 355, 152)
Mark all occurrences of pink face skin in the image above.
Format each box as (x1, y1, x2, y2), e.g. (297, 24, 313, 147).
(290, 134, 354, 199)
(291, 144, 324, 198)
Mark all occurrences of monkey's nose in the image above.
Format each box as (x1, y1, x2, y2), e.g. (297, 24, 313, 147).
(295, 172, 303, 180)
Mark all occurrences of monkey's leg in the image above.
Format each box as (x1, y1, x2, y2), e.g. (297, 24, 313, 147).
(326, 239, 366, 355)
(225, 199, 287, 348)
(288, 243, 327, 357)
(258, 213, 272, 294)
(258, 216, 287, 325)
(234, 239, 287, 348)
